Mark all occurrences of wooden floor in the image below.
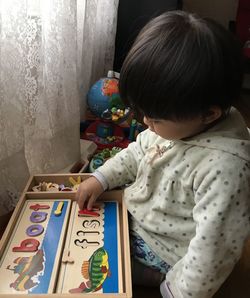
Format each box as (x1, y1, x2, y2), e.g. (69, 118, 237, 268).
(133, 285, 162, 298)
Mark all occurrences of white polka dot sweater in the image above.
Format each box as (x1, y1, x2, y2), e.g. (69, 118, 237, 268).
(96, 108, 250, 298)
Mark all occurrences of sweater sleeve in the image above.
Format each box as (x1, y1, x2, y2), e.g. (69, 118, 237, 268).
(165, 162, 250, 298)
(96, 129, 150, 189)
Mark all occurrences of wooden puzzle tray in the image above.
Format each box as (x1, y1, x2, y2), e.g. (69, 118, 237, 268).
(0, 174, 132, 298)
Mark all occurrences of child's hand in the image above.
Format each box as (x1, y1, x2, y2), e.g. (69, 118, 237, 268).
(75, 176, 105, 210)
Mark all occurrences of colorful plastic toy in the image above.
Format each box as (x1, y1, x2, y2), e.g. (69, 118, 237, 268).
(89, 147, 123, 172)
(83, 71, 131, 149)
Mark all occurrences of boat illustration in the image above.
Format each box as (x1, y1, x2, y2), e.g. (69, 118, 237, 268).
(7, 249, 45, 291)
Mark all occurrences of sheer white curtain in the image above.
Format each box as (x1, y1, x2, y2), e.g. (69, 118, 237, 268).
(0, 0, 119, 216)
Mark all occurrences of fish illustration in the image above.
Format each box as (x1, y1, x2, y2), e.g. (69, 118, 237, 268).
(7, 249, 45, 291)
(69, 247, 111, 293)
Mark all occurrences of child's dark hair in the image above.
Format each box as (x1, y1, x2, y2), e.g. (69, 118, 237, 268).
(119, 10, 243, 120)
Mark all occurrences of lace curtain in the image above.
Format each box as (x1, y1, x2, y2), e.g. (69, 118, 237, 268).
(0, 0, 119, 216)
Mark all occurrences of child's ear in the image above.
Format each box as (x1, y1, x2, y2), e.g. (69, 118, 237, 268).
(202, 106, 222, 124)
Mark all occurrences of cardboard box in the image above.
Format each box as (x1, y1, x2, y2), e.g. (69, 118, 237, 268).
(0, 174, 132, 298)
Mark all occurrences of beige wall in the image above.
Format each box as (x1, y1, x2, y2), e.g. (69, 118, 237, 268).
(183, 0, 239, 28)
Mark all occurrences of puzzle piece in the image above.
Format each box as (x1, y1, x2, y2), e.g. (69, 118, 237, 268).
(54, 202, 64, 216)
(78, 208, 100, 217)
(62, 250, 74, 264)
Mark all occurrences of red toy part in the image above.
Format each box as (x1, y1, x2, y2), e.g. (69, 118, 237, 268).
(30, 204, 50, 211)
(83, 120, 125, 150)
(78, 209, 100, 217)
(12, 239, 40, 252)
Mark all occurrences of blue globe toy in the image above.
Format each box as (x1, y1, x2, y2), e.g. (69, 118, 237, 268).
(85, 74, 131, 149)
(87, 77, 128, 120)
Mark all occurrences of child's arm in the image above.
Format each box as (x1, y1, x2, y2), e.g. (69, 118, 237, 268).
(76, 129, 151, 209)
(76, 176, 105, 210)
(165, 163, 250, 298)
(94, 129, 150, 189)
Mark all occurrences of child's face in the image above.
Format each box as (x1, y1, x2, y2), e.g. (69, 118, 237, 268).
(143, 116, 207, 140)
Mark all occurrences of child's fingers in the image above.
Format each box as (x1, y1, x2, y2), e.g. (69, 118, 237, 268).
(75, 185, 82, 203)
(76, 187, 88, 210)
(75, 177, 104, 210)
(87, 194, 97, 210)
